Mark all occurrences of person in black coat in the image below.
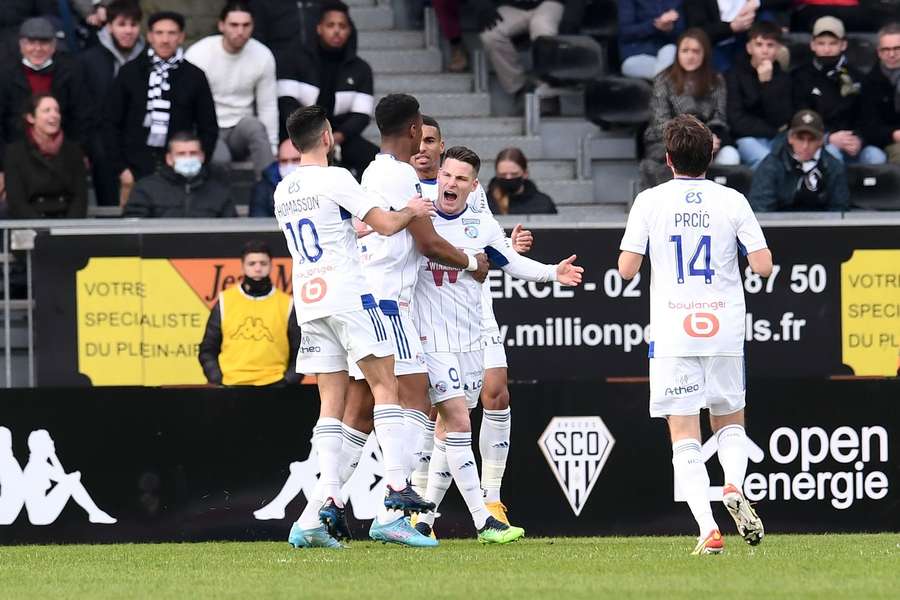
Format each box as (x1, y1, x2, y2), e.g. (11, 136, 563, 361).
(860, 23, 900, 164)
(275, 0, 376, 178)
(5, 93, 87, 219)
(487, 147, 557, 215)
(251, 0, 320, 67)
(0, 17, 90, 197)
(726, 21, 792, 167)
(78, 0, 144, 206)
(104, 11, 218, 199)
(123, 132, 237, 218)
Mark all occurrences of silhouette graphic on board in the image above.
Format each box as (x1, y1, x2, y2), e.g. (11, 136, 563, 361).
(0, 427, 116, 525)
(254, 436, 384, 521)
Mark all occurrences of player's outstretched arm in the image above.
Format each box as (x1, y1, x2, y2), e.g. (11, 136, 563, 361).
(491, 243, 583, 286)
(618, 251, 643, 280)
(362, 195, 434, 236)
(747, 248, 773, 277)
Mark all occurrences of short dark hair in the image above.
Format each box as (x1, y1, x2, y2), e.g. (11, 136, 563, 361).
(495, 147, 528, 173)
(106, 0, 142, 24)
(747, 21, 782, 43)
(286, 105, 328, 152)
(167, 131, 201, 152)
(219, 0, 253, 22)
(319, 0, 350, 22)
(444, 146, 481, 176)
(878, 22, 900, 40)
(241, 240, 271, 259)
(147, 11, 185, 31)
(663, 115, 712, 177)
(421, 115, 441, 138)
(375, 94, 420, 137)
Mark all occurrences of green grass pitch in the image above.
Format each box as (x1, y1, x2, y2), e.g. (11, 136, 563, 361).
(1, 534, 897, 599)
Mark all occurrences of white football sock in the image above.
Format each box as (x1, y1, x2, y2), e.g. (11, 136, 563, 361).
(480, 408, 511, 503)
(445, 431, 490, 530)
(403, 408, 431, 478)
(296, 418, 342, 530)
(373, 404, 407, 490)
(716, 424, 749, 491)
(420, 438, 451, 527)
(672, 438, 717, 537)
(411, 419, 436, 496)
(338, 424, 369, 485)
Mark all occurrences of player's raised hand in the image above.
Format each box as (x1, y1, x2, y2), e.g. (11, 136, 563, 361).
(510, 223, 533, 253)
(556, 255, 584, 286)
(472, 252, 490, 283)
(406, 194, 436, 219)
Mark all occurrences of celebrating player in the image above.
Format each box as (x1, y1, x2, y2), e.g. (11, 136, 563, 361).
(412, 146, 583, 542)
(618, 115, 772, 555)
(274, 106, 433, 549)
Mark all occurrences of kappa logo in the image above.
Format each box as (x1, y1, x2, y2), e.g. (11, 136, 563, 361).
(538, 416, 615, 516)
(232, 317, 274, 342)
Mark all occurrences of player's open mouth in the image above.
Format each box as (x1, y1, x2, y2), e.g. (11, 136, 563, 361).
(443, 191, 458, 201)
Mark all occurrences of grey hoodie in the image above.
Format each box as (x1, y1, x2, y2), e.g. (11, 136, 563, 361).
(97, 26, 144, 76)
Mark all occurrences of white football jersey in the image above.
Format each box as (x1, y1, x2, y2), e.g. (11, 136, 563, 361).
(359, 154, 423, 309)
(274, 165, 379, 324)
(620, 177, 767, 357)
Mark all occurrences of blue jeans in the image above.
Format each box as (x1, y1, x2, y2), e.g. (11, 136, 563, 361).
(824, 144, 888, 165)
(736, 137, 774, 169)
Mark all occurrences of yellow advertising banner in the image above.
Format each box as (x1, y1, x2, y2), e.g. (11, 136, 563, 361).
(841, 250, 900, 376)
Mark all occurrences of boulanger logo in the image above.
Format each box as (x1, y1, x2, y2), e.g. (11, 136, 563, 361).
(538, 416, 615, 516)
(683, 312, 720, 337)
(675, 425, 889, 510)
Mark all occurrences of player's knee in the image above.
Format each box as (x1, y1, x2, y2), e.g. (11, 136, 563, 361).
(481, 385, 510, 410)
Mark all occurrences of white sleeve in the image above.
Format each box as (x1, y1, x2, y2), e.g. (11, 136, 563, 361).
(734, 194, 767, 254)
(255, 46, 280, 149)
(619, 193, 650, 255)
(333, 170, 381, 221)
(484, 219, 554, 282)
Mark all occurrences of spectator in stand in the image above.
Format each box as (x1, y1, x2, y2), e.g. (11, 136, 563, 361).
(749, 109, 849, 211)
(641, 28, 738, 190)
(105, 10, 218, 204)
(793, 1, 872, 34)
(250, 0, 319, 66)
(618, 0, 683, 80)
(276, 1, 376, 178)
(186, 1, 278, 179)
(726, 21, 792, 167)
(683, 0, 789, 71)
(249, 138, 302, 217)
(860, 23, 900, 164)
(474, 0, 585, 102)
(78, 0, 144, 207)
(432, 0, 469, 72)
(1, 3, 40, 66)
(487, 147, 557, 214)
(0, 17, 90, 202)
(123, 131, 237, 218)
(198, 240, 301, 387)
(792, 16, 885, 165)
(4, 93, 87, 218)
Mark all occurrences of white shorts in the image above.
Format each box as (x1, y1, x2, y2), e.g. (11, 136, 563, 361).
(296, 307, 393, 375)
(481, 327, 508, 370)
(425, 350, 484, 409)
(648, 356, 746, 419)
(349, 305, 426, 380)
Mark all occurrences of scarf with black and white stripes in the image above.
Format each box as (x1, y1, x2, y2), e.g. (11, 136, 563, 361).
(144, 47, 184, 148)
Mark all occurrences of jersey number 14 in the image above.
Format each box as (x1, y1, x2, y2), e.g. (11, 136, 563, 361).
(669, 235, 715, 284)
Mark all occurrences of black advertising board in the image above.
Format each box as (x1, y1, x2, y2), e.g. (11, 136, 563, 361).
(32, 224, 900, 385)
(0, 379, 897, 544)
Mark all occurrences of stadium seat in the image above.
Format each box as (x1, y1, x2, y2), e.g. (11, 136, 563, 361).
(581, 0, 618, 41)
(532, 35, 606, 85)
(846, 164, 900, 210)
(584, 76, 652, 128)
(707, 164, 754, 196)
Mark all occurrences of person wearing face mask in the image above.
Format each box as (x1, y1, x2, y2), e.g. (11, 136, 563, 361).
(0, 17, 90, 202)
(4, 93, 87, 218)
(249, 138, 302, 216)
(123, 131, 237, 218)
(198, 240, 302, 387)
(487, 147, 557, 215)
(749, 109, 849, 212)
(792, 17, 886, 165)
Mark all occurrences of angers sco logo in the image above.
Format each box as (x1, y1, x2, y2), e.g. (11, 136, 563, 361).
(538, 417, 615, 516)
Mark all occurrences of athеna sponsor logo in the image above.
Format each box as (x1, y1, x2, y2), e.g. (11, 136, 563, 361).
(664, 384, 700, 396)
(675, 425, 889, 510)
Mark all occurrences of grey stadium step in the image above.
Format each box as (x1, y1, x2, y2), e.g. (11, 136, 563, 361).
(394, 93, 491, 117)
(539, 180, 596, 205)
(363, 116, 522, 142)
(480, 159, 575, 182)
(358, 30, 425, 49)
(360, 49, 442, 73)
(375, 73, 473, 94)
(345, 0, 376, 6)
(351, 6, 394, 30)
(452, 136, 543, 160)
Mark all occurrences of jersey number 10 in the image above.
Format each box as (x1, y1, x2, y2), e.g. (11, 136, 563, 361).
(285, 219, 324, 263)
(669, 235, 715, 284)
